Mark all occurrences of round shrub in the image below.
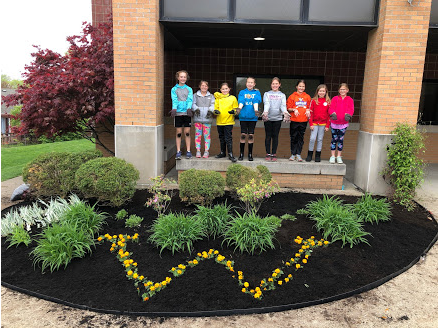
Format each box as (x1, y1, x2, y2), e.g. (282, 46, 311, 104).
(22, 150, 102, 198)
(179, 169, 225, 205)
(226, 164, 271, 194)
(75, 157, 140, 206)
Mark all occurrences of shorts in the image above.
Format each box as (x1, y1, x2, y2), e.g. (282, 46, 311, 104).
(174, 115, 192, 128)
(240, 121, 257, 134)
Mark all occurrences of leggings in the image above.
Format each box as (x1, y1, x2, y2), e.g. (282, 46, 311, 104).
(264, 120, 282, 154)
(194, 123, 211, 151)
(309, 125, 326, 152)
(290, 121, 307, 155)
(330, 127, 347, 151)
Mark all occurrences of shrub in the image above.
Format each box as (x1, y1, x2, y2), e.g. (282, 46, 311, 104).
(382, 123, 426, 211)
(179, 169, 225, 205)
(31, 223, 95, 273)
(148, 213, 205, 254)
(6, 226, 32, 248)
(145, 175, 177, 217)
(22, 150, 102, 198)
(116, 209, 128, 221)
(194, 203, 233, 239)
(226, 164, 271, 194)
(352, 193, 392, 224)
(223, 212, 281, 254)
(301, 195, 370, 248)
(75, 157, 140, 206)
(236, 178, 280, 214)
(60, 202, 107, 236)
(125, 215, 143, 228)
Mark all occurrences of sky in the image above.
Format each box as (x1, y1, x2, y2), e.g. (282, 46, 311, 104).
(1, 0, 92, 80)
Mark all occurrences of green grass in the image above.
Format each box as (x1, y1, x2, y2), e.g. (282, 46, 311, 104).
(1, 139, 95, 181)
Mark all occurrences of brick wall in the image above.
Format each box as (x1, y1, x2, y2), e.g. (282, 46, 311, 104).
(361, 0, 433, 134)
(92, 0, 112, 25)
(112, 0, 164, 127)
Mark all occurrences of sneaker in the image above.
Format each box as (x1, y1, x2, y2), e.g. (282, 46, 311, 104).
(296, 155, 303, 162)
(186, 151, 192, 159)
(329, 156, 336, 164)
(196, 151, 201, 158)
(289, 155, 295, 161)
(203, 151, 209, 159)
(337, 156, 343, 164)
(271, 154, 277, 162)
(265, 154, 271, 161)
(176, 151, 182, 160)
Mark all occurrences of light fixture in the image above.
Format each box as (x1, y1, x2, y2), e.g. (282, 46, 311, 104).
(254, 37, 265, 41)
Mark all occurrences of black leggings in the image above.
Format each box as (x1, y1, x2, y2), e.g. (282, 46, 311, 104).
(290, 121, 307, 155)
(264, 120, 282, 154)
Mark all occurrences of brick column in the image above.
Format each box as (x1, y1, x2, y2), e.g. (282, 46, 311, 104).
(354, 0, 432, 194)
(112, 0, 164, 184)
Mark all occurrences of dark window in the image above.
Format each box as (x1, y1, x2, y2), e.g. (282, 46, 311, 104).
(418, 80, 438, 125)
(235, 0, 301, 21)
(163, 0, 228, 20)
(234, 75, 323, 112)
(308, 0, 377, 23)
(431, 0, 438, 26)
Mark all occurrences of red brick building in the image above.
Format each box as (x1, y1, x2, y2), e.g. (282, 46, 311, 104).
(93, 0, 438, 193)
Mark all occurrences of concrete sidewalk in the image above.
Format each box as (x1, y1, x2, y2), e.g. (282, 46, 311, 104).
(1, 163, 438, 327)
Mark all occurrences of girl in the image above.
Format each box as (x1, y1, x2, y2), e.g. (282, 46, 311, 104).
(214, 83, 239, 162)
(287, 80, 311, 162)
(237, 77, 262, 161)
(306, 84, 331, 162)
(328, 83, 354, 164)
(192, 80, 215, 158)
(262, 77, 290, 162)
(170, 70, 193, 160)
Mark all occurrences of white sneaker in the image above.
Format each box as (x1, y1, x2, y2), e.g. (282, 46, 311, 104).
(329, 156, 336, 164)
(296, 155, 303, 162)
(337, 156, 343, 164)
(289, 155, 296, 161)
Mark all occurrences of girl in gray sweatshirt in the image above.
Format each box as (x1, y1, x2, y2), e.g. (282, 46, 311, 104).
(262, 77, 290, 161)
(192, 80, 215, 158)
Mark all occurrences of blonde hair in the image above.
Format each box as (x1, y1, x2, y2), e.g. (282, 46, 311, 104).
(312, 84, 331, 105)
(339, 83, 349, 90)
(199, 80, 209, 88)
(175, 70, 190, 81)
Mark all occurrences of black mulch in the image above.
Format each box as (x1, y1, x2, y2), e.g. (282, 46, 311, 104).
(2, 190, 437, 315)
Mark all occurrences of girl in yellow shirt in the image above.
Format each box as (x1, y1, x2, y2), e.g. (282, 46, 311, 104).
(213, 82, 239, 162)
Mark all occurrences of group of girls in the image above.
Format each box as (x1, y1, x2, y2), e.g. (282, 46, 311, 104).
(170, 70, 354, 164)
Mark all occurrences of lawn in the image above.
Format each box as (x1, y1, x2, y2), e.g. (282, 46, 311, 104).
(1, 139, 95, 181)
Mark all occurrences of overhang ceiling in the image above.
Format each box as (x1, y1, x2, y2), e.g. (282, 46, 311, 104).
(162, 22, 438, 54)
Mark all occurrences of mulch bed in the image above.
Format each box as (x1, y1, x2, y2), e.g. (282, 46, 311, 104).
(1, 190, 437, 315)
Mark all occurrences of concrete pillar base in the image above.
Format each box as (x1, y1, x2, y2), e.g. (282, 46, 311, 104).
(354, 130, 392, 195)
(115, 125, 164, 186)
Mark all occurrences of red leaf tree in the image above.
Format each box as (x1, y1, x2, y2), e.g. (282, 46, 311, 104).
(2, 18, 115, 155)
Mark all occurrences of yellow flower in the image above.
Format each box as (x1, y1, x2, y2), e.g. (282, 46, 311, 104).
(97, 237, 103, 241)
(285, 278, 289, 283)
(242, 288, 246, 293)
(324, 240, 329, 245)
(288, 274, 292, 278)
(113, 235, 117, 239)
(150, 286, 155, 291)
(274, 268, 280, 274)
(197, 253, 202, 257)
(229, 267, 234, 272)
(244, 282, 249, 288)
(238, 275, 243, 280)
(255, 287, 261, 292)
(305, 255, 309, 259)
(154, 283, 160, 288)
(161, 281, 167, 286)
(302, 259, 307, 264)
(112, 243, 116, 247)
(143, 297, 149, 301)
(139, 276, 144, 280)
(286, 262, 290, 266)
(260, 280, 265, 285)
(110, 247, 114, 252)
(127, 270, 133, 276)
(146, 281, 153, 286)
(250, 289, 255, 294)
(127, 235, 131, 239)
(299, 249, 304, 253)
(178, 264, 185, 269)
(177, 270, 182, 274)
(296, 264, 301, 269)
(133, 273, 138, 279)
(171, 267, 176, 271)
(268, 278, 273, 282)
(295, 253, 300, 257)
(278, 281, 283, 285)
(238, 271, 243, 276)
(311, 236, 315, 239)
(166, 277, 172, 283)
(133, 262, 137, 267)
(272, 273, 277, 277)
(214, 250, 219, 254)
(125, 264, 130, 268)
(226, 261, 232, 266)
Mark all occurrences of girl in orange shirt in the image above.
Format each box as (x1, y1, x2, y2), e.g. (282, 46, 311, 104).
(286, 80, 311, 161)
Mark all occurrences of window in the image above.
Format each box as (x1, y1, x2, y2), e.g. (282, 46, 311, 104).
(234, 75, 323, 112)
(418, 80, 438, 125)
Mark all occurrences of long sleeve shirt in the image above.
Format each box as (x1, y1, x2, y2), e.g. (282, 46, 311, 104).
(171, 84, 193, 116)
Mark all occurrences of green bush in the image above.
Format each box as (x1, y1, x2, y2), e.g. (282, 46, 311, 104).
(148, 212, 205, 254)
(179, 169, 225, 205)
(75, 157, 140, 206)
(125, 215, 143, 228)
(352, 193, 392, 224)
(60, 202, 107, 236)
(301, 195, 370, 248)
(226, 164, 271, 194)
(31, 223, 95, 273)
(6, 226, 32, 248)
(116, 209, 128, 221)
(223, 212, 281, 254)
(382, 123, 426, 210)
(22, 150, 102, 198)
(194, 203, 233, 239)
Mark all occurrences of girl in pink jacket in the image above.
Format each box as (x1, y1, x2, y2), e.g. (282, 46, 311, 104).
(328, 83, 354, 164)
